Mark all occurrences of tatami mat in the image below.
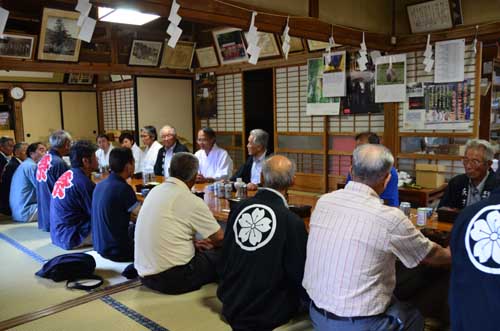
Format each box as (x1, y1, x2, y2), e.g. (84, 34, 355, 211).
(110, 283, 313, 331)
(0, 240, 83, 322)
(0, 221, 89, 260)
(86, 250, 130, 286)
(9, 299, 150, 331)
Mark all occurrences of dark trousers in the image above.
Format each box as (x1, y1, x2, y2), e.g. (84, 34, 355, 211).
(141, 248, 221, 295)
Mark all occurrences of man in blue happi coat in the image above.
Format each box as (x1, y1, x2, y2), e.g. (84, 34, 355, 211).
(35, 130, 72, 231)
(50, 140, 98, 249)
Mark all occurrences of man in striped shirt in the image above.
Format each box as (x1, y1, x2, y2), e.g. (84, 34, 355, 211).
(303, 144, 451, 331)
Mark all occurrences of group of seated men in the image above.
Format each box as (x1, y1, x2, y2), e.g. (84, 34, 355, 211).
(1, 126, 500, 331)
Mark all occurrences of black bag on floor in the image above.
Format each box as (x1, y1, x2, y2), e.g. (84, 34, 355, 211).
(35, 253, 103, 290)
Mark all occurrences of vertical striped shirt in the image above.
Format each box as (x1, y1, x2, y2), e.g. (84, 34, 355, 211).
(302, 181, 433, 317)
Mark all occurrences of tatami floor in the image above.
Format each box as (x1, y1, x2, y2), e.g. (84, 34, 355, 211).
(0, 218, 448, 331)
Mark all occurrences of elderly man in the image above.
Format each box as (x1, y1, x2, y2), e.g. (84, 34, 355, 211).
(95, 134, 114, 171)
(135, 152, 224, 294)
(0, 136, 14, 170)
(303, 144, 451, 331)
(10, 142, 46, 222)
(36, 130, 71, 232)
(195, 127, 233, 182)
(0, 142, 28, 215)
(449, 186, 500, 331)
(218, 155, 308, 331)
(154, 125, 189, 177)
(346, 132, 399, 207)
(230, 129, 271, 191)
(119, 132, 143, 175)
(92, 148, 141, 262)
(140, 125, 162, 174)
(439, 139, 498, 211)
(50, 141, 97, 250)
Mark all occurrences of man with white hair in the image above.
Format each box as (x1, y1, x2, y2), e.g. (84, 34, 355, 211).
(439, 139, 499, 210)
(153, 125, 189, 177)
(36, 130, 71, 232)
(231, 129, 271, 191)
(303, 144, 451, 331)
(218, 155, 308, 331)
(135, 152, 224, 294)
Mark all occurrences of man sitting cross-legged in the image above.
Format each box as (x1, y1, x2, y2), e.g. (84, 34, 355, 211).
(92, 147, 141, 262)
(50, 140, 98, 250)
(135, 152, 224, 294)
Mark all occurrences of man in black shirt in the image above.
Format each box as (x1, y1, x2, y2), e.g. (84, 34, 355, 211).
(218, 155, 308, 331)
(0, 142, 27, 215)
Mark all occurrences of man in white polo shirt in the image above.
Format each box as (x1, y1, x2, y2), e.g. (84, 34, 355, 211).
(134, 152, 224, 294)
(303, 144, 451, 331)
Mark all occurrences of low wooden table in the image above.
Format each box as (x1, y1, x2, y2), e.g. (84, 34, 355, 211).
(399, 184, 447, 208)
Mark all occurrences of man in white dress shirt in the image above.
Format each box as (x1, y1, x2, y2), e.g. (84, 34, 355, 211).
(303, 144, 451, 331)
(195, 127, 233, 183)
(140, 126, 162, 174)
(119, 132, 143, 175)
(95, 134, 114, 171)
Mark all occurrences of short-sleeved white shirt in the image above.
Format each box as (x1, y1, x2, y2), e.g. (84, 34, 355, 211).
(134, 177, 221, 276)
(95, 145, 114, 168)
(142, 140, 162, 172)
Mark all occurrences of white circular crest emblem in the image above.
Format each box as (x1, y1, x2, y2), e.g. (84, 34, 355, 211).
(465, 204, 500, 274)
(233, 204, 277, 252)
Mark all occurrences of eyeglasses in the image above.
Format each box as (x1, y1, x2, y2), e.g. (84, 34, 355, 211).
(140, 135, 150, 138)
(463, 158, 485, 167)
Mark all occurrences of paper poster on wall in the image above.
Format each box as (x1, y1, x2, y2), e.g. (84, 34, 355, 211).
(424, 80, 471, 130)
(403, 93, 426, 129)
(434, 39, 465, 83)
(375, 54, 406, 103)
(322, 51, 346, 97)
(195, 72, 217, 119)
(307, 58, 340, 115)
(344, 51, 383, 114)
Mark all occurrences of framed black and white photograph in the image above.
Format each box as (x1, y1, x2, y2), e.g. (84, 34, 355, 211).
(67, 73, 94, 85)
(0, 33, 36, 60)
(128, 40, 163, 67)
(407, 0, 453, 33)
(38, 8, 81, 62)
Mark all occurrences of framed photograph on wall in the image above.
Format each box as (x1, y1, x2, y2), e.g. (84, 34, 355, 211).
(279, 35, 305, 53)
(38, 8, 81, 62)
(195, 46, 219, 68)
(0, 33, 36, 60)
(243, 31, 281, 59)
(128, 40, 163, 66)
(212, 27, 248, 65)
(407, 0, 453, 33)
(160, 40, 196, 70)
(67, 73, 94, 85)
(307, 39, 331, 52)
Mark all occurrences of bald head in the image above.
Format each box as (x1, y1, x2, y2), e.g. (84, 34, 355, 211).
(352, 144, 394, 188)
(262, 155, 295, 190)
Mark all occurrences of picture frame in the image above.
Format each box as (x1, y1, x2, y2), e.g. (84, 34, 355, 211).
(407, 0, 453, 33)
(38, 8, 81, 62)
(306, 39, 331, 52)
(212, 27, 248, 65)
(279, 35, 305, 53)
(195, 46, 219, 68)
(0, 33, 37, 60)
(128, 40, 163, 67)
(67, 73, 94, 85)
(160, 40, 196, 70)
(243, 31, 281, 59)
(450, 0, 463, 25)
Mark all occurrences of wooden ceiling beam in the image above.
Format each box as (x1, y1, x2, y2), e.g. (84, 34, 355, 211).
(91, 0, 392, 50)
(0, 59, 193, 77)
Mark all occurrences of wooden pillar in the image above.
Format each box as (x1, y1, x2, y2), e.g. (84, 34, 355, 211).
(13, 100, 24, 143)
(309, 0, 319, 18)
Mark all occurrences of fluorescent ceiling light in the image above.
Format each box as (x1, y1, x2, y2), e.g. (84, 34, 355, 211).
(98, 7, 160, 25)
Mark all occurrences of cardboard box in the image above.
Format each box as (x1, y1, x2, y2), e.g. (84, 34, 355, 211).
(415, 164, 446, 189)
